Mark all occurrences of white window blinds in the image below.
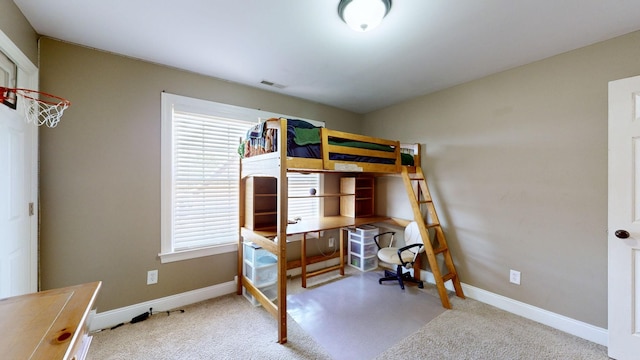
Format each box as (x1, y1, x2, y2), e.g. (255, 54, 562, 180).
(161, 92, 326, 262)
(171, 110, 252, 251)
(288, 173, 320, 221)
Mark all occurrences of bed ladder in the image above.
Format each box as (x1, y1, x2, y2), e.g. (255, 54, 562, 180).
(401, 166, 465, 309)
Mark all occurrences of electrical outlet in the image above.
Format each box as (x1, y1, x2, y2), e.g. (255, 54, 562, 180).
(147, 270, 158, 285)
(509, 269, 521, 285)
(328, 237, 335, 247)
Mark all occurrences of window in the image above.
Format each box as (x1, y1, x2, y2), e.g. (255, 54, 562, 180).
(288, 172, 320, 221)
(160, 94, 253, 262)
(160, 93, 323, 262)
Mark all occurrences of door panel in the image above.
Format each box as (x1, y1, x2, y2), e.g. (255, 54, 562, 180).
(608, 76, 640, 359)
(0, 31, 39, 300)
(0, 101, 32, 298)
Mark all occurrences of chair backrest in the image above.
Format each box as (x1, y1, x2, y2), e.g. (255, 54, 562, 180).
(405, 221, 425, 253)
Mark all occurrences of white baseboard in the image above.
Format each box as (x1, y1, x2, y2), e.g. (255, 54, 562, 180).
(89, 280, 237, 332)
(91, 261, 607, 347)
(419, 271, 608, 346)
(89, 259, 340, 332)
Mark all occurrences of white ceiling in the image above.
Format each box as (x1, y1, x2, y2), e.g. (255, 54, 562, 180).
(13, 0, 640, 114)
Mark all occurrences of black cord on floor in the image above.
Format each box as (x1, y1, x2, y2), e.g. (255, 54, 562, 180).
(93, 307, 186, 333)
(150, 307, 185, 317)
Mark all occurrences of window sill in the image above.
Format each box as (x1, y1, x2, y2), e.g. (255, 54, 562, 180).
(159, 243, 237, 263)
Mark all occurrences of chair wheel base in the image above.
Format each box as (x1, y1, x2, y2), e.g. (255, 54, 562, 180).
(378, 266, 424, 290)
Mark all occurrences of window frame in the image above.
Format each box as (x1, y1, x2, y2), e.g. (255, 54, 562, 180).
(160, 93, 323, 263)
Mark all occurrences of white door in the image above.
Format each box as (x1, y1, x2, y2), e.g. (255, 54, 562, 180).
(0, 102, 35, 298)
(608, 75, 640, 359)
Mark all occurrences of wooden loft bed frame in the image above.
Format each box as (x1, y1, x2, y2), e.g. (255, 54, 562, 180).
(237, 118, 424, 344)
(239, 118, 420, 174)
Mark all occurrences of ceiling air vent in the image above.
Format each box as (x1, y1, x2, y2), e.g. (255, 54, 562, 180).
(260, 80, 286, 89)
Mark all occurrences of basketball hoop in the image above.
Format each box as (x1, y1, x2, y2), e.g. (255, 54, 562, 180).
(0, 87, 71, 128)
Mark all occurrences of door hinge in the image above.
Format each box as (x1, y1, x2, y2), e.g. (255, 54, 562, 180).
(29, 202, 34, 216)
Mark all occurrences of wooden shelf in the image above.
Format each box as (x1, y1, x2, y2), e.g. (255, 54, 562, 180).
(244, 176, 277, 230)
(340, 176, 375, 218)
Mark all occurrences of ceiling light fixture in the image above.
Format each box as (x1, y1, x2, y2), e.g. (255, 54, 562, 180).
(338, 0, 392, 32)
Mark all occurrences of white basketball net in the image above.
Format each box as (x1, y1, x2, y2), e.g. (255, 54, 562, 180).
(18, 89, 70, 128)
(1, 87, 70, 128)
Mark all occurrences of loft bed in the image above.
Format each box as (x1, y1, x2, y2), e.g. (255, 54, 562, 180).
(239, 118, 419, 174)
(237, 118, 422, 344)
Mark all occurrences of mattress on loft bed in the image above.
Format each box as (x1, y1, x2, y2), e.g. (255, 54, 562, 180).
(289, 121, 414, 166)
(240, 119, 414, 166)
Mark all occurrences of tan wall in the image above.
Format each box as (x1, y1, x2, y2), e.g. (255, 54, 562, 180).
(367, 30, 640, 329)
(38, 38, 362, 312)
(0, 0, 38, 64)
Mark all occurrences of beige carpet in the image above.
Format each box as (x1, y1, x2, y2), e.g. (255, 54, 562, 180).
(87, 269, 609, 360)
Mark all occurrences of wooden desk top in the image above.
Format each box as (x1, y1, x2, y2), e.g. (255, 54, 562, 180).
(0, 281, 101, 360)
(286, 215, 389, 235)
(249, 215, 391, 236)
(241, 215, 395, 253)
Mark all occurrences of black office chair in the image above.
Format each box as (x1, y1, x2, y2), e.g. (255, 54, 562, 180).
(373, 221, 424, 289)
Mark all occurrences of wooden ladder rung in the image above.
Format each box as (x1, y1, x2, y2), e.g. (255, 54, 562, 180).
(442, 273, 456, 282)
(425, 223, 440, 228)
(433, 246, 448, 254)
(418, 200, 432, 204)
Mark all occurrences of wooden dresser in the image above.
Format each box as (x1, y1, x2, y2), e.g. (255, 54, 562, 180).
(0, 281, 101, 360)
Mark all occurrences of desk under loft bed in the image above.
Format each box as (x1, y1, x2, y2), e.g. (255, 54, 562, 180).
(237, 118, 464, 344)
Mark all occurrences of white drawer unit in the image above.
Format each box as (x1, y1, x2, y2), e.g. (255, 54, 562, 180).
(244, 259, 277, 287)
(243, 283, 278, 307)
(347, 225, 379, 272)
(243, 242, 278, 305)
(244, 241, 276, 265)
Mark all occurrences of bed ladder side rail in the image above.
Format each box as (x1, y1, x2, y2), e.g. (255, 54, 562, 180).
(401, 166, 465, 309)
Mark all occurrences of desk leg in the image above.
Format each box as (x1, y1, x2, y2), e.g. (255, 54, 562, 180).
(301, 233, 307, 288)
(339, 229, 345, 276)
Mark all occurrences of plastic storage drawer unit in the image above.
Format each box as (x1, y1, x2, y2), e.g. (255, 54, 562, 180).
(347, 225, 379, 272)
(242, 242, 278, 305)
(243, 283, 277, 307)
(244, 260, 277, 287)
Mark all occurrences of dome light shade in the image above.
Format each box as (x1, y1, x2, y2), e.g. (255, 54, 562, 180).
(338, 0, 392, 32)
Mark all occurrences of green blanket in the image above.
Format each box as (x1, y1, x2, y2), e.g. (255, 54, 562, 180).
(293, 127, 321, 146)
(292, 127, 414, 165)
(293, 127, 394, 153)
(329, 139, 393, 152)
